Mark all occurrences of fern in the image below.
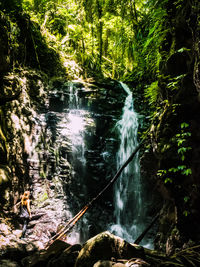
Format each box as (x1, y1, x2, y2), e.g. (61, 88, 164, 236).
(144, 80, 160, 105)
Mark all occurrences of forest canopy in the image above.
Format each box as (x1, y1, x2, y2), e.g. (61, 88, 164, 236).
(1, 0, 170, 82)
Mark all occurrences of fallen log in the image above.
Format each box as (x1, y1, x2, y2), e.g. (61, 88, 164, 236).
(46, 142, 143, 246)
(134, 213, 160, 245)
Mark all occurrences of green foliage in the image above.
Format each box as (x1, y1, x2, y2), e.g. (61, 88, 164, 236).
(0, 0, 22, 14)
(0, 110, 8, 161)
(139, 0, 169, 76)
(38, 191, 48, 203)
(144, 81, 160, 105)
(17, 0, 152, 78)
(40, 169, 47, 179)
(157, 122, 192, 184)
(183, 210, 189, 216)
(174, 122, 192, 161)
(4, 0, 188, 81)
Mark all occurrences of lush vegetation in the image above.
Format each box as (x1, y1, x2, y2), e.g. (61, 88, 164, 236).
(0, 0, 170, 80)
(1, 0, 199, 253)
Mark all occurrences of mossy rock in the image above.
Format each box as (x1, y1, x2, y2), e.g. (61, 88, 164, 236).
(75, 231, 145, 267)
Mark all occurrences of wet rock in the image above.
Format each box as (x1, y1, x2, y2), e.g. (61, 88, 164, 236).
(0, 223, 11, 235)
(0, 233, 40, 264)
(75, 231, 145, 267)
(95, 260, 128, 267)
(93, 261, 116, 267)
(12, 230, 22, 238)
(125, 258, 150, 266)
(93, 258, 150, 267)
(0, 259, 20, 267)
(21, 239, 70, 267)
(112, 264, 125, 267)
(48, 243, 82, 267)
(165, 51, 191, 77)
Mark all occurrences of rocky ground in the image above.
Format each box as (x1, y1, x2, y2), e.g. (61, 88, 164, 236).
(1, 226, 199, 267)
(0, 228, 152, 267)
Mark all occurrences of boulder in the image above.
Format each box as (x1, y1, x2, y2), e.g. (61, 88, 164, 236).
(93, 260, 126, 267)
(48, 243, 82, 267)
(93, 258, 150, 267)
(0, 223, 11, 235)
(75, 231, 145, 267)
(21, 239, 71, 267)
(93, 260, 114, 267)
(0, 236, 27, 262)
(0, 259, 20, 267)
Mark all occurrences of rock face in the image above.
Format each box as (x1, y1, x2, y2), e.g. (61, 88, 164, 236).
(75, 231, 145, 267)
(0, 69, 48, 210)
(37, 78, 128, 243)
(0, 221, 45, 266)
(0, 70, 129, 248)
(0, 12, 10, 73)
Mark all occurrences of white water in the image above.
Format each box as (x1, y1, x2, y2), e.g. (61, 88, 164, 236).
(110, 82, 151, 248)
(65, 84, 95, 243)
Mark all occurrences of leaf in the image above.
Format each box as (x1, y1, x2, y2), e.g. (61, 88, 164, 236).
(177, 47, 191, 53)
(182, 168, 192, 176)
(184, 196, 190, 203)
(183, 210, 189, 216)
(177, 139, 186, 146)
(164, 177, 172, 184)
(178, 147, 187, 154)
(182, 132, 191, 137)
(68, 25, 76, 31)
(157, 169, 167, 176)
(177, 165, 186, 170)
(168, 167, 178, 173)
(181, 155, 185, 161)
(181, 122, 189, 129)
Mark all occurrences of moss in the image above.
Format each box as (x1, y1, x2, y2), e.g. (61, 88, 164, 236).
(0, 166, 11, 185)
(38, 191, 49, 203)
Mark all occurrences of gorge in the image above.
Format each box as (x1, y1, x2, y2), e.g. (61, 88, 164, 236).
(1, 0, 200, 266)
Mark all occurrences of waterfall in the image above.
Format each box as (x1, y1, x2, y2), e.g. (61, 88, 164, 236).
(110, 82, 151, 248)
(66, 83, 94, 242)
(46, 81, 154, 246)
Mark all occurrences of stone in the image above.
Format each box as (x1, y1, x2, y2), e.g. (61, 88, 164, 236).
(75, 231, 145, 267)
(31, 240, 45, 250)
(21, 239, 71, 267)
(0, 223, 11, 235)
(0, 259, 20, 267)
(93, 258, 150, 267)
(48, 244, 82, 267)
(125, 258, 150, 266)
(93, 260, 114, 267)
(12, 230, 22, 238)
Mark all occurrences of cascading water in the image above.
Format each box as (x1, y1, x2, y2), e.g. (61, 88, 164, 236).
(65, 83, 95, 242)
(44, 81, 154, 246)
(110, 82, 151, 248)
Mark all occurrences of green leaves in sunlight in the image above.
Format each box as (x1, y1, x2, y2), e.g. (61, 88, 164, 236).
(157, 122, 192, 184)
(19, 0, 158, 79)
(144, 81, 160, 105)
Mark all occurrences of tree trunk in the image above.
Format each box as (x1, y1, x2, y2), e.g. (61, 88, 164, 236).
(130, 0, 138, 33)
(96, 0, 103, 69)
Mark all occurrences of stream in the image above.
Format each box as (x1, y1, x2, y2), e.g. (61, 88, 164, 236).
(110, 82, 151, 248)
